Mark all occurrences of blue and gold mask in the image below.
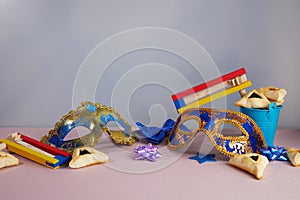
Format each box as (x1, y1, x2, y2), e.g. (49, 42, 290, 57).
(41, 101, 136, 152)
(168, 108, 267, 157)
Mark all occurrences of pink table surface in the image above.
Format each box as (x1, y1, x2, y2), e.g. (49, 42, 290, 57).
(0, 128, 299, 200)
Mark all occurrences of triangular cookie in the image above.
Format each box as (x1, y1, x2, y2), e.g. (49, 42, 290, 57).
(0, 151, 19, 169)
(257, 87, 287, 102)
(286, 148, 300, 167)
(229, 153, 269, 179)
(235, 89, 270, 109)
(69, 147, 109, 169)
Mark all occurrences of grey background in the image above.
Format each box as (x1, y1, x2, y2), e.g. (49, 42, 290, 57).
(0, 0, 299, 128)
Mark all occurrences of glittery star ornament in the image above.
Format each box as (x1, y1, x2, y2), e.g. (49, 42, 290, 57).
(134, 143, 162, 162)
(189, 153, 217, 164)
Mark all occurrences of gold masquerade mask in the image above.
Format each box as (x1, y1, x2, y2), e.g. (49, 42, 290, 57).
(41, 101, 136, 152)
(168, 108, 267, 157)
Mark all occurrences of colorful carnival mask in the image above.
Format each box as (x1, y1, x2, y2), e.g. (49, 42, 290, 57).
(168, 108, 267, 157)
(41, 101, 136, 152)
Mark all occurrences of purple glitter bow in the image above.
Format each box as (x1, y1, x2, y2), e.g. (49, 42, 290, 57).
(260, 146, 288, 161)
(134, 143, 162, 162)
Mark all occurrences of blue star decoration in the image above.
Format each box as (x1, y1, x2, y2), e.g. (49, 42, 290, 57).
(260, 146, 288, 161)
(189, 153, 217, 164)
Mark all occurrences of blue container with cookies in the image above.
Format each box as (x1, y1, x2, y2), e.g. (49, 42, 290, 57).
(240, 102, 282, 147)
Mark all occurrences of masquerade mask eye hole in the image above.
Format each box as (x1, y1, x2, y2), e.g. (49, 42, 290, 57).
(180, 119, 200, 133)
(216, 122, 245, 137)
(105, 121, 126, 132)
(63, 126, 91, 141)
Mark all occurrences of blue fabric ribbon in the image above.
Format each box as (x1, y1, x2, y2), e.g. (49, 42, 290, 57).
(260, 146, 288, 161)
(134, 119, 175, 144)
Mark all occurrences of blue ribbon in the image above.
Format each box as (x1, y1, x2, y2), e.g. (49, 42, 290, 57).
(260, 146, 288, 161)
(134, 119, 175, 144)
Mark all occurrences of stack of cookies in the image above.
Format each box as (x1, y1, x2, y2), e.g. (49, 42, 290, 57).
(235, 86, 287, 109)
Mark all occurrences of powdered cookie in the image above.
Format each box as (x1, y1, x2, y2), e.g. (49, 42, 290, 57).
(257, 87, 287, 102)
(0, 151, 19, 169)
(69, 147, 109, 169)
(229, 153, 269, 179)
(235, 90, 270, 109)
(286, 148, 300, 167)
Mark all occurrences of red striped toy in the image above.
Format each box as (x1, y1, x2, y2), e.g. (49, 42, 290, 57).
(172, 68, 251, 113)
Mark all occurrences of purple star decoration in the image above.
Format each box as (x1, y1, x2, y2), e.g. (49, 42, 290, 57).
(134, 143, 162, 162)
